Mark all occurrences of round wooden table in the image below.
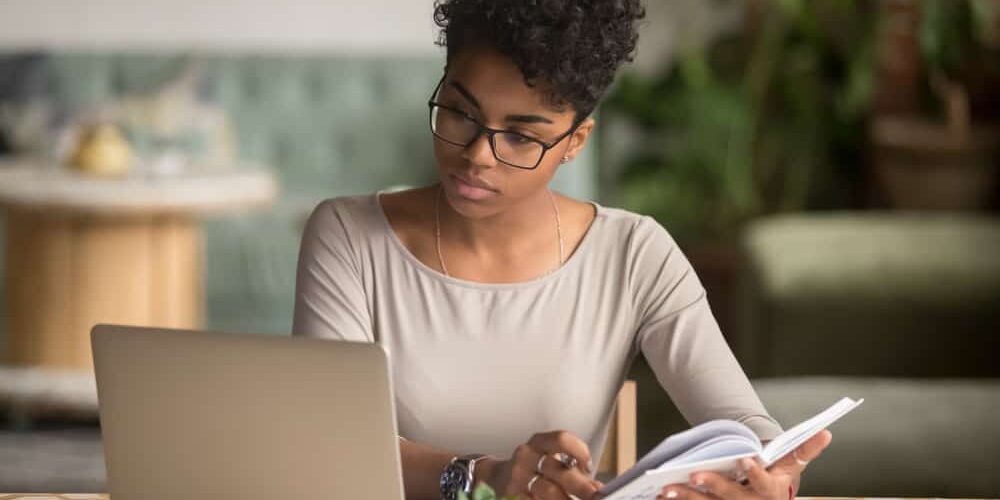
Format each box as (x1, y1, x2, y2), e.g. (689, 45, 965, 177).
(0, 161, 277, 371)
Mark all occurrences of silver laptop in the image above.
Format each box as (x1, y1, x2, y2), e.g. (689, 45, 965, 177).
(91, 324, 405, 500)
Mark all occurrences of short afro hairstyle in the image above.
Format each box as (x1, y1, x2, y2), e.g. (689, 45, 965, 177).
(433, 0, 645, 119)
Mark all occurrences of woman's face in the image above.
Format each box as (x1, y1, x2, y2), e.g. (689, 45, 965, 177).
(431, 46, 594, 219)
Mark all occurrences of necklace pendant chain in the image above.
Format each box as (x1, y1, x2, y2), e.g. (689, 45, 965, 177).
(435, 186, 564, 278)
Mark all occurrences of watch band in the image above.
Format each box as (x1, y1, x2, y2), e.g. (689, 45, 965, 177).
(440, 453, 489, 500)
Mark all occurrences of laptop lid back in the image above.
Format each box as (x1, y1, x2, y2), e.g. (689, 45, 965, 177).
(92, 324, 404, 500)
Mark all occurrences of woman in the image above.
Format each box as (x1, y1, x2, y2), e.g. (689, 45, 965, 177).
(292, 1, 832, 499)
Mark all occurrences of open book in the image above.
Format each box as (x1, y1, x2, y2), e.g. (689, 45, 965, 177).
(598, 397, 864, 500)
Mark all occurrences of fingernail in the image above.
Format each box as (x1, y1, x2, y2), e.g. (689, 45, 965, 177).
(692, 476, 705, 486)
(666, 489, 679, 498)
(741, 458, 755, 471)
(587, 458, 594, 473)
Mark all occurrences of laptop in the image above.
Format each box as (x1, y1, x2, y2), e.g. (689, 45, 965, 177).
(91, 324, 405, 500)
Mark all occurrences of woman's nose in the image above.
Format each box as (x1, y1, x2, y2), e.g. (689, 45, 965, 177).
(461, 131, 498, 168)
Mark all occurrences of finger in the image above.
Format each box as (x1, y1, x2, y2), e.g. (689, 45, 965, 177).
(689, 471, 748, 499)
(742, 457, 782, 497)
(659, 483, 715, 500)
(742, 457, 796, 500)
(799, 430, 833, 461)
(529, 474, 571, 500)
(772, 430, 833, 475)
(509, 445, 543, 496)
(512, 444, 597, 499)
(529, 430, 594, 473)
(537, 453, 601, 499)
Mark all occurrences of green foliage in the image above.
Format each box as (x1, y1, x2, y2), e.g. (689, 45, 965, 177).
(918, 0, 1000, 120)
(920, 0, 981, 79)
(602, 0, 876, 244)
(456, 482, 521, 500)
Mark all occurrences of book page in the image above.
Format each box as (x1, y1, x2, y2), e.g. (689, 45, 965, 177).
(657, 434, 760, 468)
(602, 452, 758, 500)
(598, 397, 863, 500)
(599, 420, 759, 495)
(761, 397, 864, 466)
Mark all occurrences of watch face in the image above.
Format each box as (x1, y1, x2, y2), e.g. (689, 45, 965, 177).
(440, 461, 472, 500)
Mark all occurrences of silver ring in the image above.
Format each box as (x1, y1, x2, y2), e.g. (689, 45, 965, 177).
(535, 454, 547, 473)
(554, 451, 578, 469)
(527, 474, 541, 493)
(793, 450, 810, 467)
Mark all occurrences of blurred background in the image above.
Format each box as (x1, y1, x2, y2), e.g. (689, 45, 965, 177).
(0, 0, 997, 497)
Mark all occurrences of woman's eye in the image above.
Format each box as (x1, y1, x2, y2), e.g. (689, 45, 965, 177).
(450, 107, 476, 120)
(500, 133, 537, 148)
(510, 128, 545, 141)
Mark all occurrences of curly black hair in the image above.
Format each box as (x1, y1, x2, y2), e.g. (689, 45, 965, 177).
(433, 0, 645, 118)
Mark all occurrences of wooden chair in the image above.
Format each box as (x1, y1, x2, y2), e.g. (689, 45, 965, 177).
(597, 380, 637, 477)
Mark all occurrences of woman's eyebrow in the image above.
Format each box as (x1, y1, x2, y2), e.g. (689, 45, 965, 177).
(448, 81, 482, 109)
(505, 114, 554, 125)
(449, 81, 556, 125)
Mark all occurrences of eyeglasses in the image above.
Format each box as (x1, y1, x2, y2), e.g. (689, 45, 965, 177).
(427, 77, 581, 170)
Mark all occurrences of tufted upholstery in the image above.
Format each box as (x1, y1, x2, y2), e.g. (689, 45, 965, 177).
(0, 52, 598, 338)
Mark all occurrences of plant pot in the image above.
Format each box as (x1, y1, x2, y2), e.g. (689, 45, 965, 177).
(870, 115, 999, 210)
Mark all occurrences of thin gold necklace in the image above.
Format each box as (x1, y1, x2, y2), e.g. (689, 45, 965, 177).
(435, 186, 564, 278)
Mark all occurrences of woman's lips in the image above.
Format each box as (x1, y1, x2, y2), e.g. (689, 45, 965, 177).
(450, 174, 497, 201)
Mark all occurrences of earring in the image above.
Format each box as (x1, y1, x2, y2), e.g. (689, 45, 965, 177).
(562, 156, 570, 163)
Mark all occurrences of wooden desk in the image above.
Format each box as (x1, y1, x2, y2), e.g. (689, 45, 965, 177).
(0, 162, 277, 372)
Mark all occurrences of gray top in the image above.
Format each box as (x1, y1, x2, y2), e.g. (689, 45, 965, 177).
(292, 194, 782, 460)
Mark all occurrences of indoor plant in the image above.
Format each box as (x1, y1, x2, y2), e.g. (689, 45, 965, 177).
(601, 0, 876, 245)
(870, 0, 1000, 210)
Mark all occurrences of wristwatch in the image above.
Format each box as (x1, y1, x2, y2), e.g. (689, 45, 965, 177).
(439, 453, 489, 500)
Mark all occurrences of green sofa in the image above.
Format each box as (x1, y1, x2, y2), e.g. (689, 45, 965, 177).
(740, 213, 1000, 497)
(739, 213, 1000, 379)
(628, 212, 999, 497)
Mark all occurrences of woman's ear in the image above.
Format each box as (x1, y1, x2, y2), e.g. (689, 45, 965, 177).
(563, 117, 595, 162)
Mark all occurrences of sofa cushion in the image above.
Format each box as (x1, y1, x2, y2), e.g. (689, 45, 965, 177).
(739, 213, 1000, 378)
(754, 376, 1000, 498)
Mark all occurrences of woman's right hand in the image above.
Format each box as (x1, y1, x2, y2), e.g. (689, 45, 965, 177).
(477, 430, 604, 499)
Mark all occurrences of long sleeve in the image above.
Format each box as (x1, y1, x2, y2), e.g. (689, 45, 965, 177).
(291, 199, 374, 343)
(627, 216, 783, 441)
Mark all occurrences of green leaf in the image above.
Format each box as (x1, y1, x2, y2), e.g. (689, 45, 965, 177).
(470, 482, 498, 500)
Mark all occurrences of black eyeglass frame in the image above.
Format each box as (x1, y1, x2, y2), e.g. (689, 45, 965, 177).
(427, 76, 584, 170)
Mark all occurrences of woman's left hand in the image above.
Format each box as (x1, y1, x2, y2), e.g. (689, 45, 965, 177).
(657, 430, 833, 500)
